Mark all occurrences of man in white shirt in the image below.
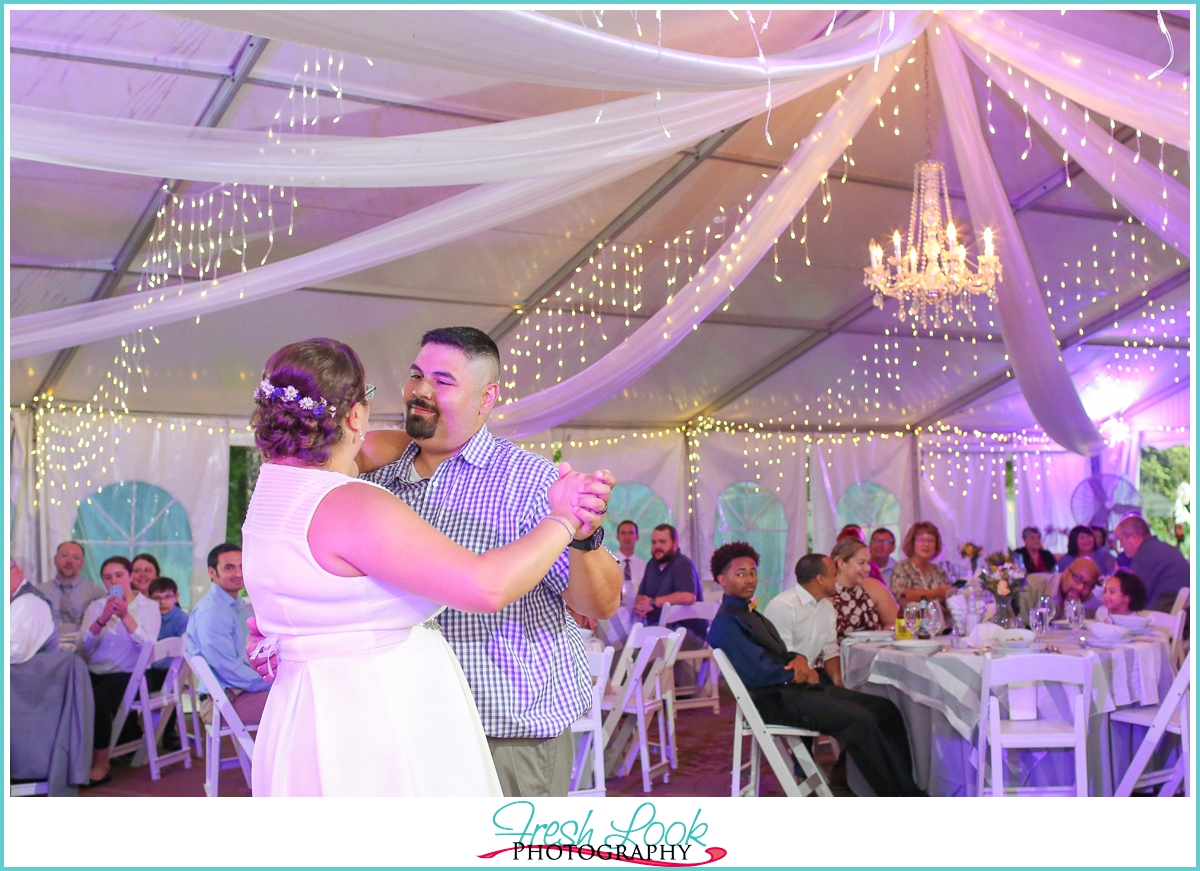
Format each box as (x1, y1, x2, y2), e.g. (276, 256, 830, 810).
(9, 558, 57, 663)
(764, 553, 843, 686)
(614, 520, 647, 605)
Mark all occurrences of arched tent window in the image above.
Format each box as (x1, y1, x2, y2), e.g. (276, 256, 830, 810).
(73, 480, 195, 607)
(836, 481, 901, 545)
(602, 482, 673, 562)
(714, 482, 788, 605)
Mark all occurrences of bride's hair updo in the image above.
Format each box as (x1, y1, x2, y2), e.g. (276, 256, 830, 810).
(252, 338, 367, 463)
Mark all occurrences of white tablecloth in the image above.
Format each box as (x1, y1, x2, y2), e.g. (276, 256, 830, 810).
(841, 628, 1176, 795)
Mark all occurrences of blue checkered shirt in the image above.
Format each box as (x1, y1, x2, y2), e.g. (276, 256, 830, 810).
(363, 424, 590, 738)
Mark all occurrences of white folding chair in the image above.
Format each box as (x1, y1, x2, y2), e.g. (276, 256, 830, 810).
(977, 652, 1093, 797)
(1169, 587, 1190, 617)
(568, 645, 614, 797)
(108, 640, 155, 762)
(1144, 609, 1187, 669)
(658, 601, 721, 714)
(1113, 652, 1191, 797)
(9, 781, 49, 797)
(184, 652, 257, 797)
(126, 637, 193, 779)
(601, 626, 684, 793)
(711, 648, 831, 797)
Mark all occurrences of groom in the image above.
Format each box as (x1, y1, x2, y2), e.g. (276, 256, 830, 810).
(361, 327, 621, 796)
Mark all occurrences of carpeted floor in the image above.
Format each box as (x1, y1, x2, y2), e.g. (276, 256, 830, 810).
(80, 684, 848, 798)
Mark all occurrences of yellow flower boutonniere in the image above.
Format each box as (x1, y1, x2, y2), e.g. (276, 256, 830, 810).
(749, 598, 759, 612)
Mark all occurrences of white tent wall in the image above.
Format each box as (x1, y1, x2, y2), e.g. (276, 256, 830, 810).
(809, 433, 915, 557)
(33, 412, 231, 608)
(9, 411, 41, 583)
(510, 426, 689, 553)
(1012, 450, 1094, 553)
(693, 429, 808, 609)
(917, 441, 1009, 556)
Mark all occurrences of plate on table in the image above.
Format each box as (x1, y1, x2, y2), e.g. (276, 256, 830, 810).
(891, 638, 943, 649)
(994, 642, 1045, 655)
(846, 630, 894, 642)
(1081, 638, 1132, 648)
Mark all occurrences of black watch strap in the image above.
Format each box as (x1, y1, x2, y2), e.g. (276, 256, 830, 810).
(569, 526, 605, 551)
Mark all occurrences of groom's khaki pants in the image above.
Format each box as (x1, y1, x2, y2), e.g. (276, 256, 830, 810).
(487, 731, 573, 797)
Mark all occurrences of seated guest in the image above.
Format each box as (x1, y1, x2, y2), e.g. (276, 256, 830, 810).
(186, 544, 270, 728)
(614, 520, 647, 606)
(1058, 525, 1116, 577)
(1090, 526, 1118, 576)
(1114, 514, 1190, 612)
(868, 527, 899, 584)
(34, 540, 106, 636)
(1095, 570, 1149, 622)
(146, 576, 189, 751)
(837, 524, 864, 543)
(130, 553, 161, 597)
(10, 558, 58, 663)
(828, 537, 898, 640)
(80, 556, 161, 785)
(1014, 526, 1057, 574)
(765, 554, 844, 686)
(635, 524, 706, 687)
(1055, 556, 1102, 619)
(889, 522, 954, 604)
(707, 542, 924, 797)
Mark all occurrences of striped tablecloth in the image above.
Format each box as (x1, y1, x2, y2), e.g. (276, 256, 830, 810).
(843, 628, 1175, 741)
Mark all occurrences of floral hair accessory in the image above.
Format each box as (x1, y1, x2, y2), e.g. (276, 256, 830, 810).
(253, 378, 337, 416)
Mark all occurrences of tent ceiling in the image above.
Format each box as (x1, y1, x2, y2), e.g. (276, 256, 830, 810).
(7, 8, 1192, 442)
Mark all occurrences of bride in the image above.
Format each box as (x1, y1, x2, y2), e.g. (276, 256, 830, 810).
(241, 338, 608, 796)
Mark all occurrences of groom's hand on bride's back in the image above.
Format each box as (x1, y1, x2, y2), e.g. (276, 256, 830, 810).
(245, 616, 278, 681)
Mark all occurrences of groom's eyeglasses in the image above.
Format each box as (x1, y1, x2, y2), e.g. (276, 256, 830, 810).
(362, 384, 376, 402)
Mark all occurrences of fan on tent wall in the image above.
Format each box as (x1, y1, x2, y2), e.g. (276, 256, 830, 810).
(1070, 474, 1143, 530)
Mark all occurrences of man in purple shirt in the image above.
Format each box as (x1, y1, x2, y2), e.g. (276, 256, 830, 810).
(635, 524, 705, 685)
(1115, 515, 1190, 612)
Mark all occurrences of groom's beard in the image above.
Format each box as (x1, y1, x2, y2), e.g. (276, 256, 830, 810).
(404, 399, 439, 440)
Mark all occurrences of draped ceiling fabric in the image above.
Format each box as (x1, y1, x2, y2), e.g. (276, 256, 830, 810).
(177, 9, 929, 93)
(930, 25, 1107, 458)
(1012, 450, 1093, 552)
(6, 10, 1190, 464)
(946, 11, 1190, 151)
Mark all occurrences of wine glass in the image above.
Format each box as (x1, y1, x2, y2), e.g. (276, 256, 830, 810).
(1037, 595, 1055, 622)
(925, 600, 944, 637)
(1029, 605, 1049, 637)
(904, 602, 922, 636)
(1065, 597, 1085, 632)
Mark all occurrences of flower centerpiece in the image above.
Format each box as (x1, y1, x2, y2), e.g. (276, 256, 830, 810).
(979, 550, 1026, 597)
(959, 541, 984, 575)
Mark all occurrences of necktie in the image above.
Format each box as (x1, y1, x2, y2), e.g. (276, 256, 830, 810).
(623, 559, 632, 582)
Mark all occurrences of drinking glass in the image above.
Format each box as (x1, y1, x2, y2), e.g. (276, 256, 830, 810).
(904, 602, 922, 636)
(925, 601, 944, 637)
(1029, 607, 1049, 636)
(1065, 598, 1084, 631)
(1037, 595, 1056, 622)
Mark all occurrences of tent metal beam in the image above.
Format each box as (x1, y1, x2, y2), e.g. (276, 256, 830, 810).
(692, 296, 879, 420)
(488, 123, 746, 343)
(33, 35, 269, 401)
(1010, 126, 1136, 215)
(1126, 10, 1192, 30)
(911, 268, 1191, 428)
(10, 44, 228, 78)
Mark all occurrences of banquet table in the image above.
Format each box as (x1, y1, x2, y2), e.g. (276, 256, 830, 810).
(841, 628, 1176, 796)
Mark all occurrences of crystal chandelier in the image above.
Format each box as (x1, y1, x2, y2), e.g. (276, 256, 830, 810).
(864, 36, 1001, 330)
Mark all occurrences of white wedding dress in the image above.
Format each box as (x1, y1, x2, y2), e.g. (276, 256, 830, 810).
(241, 463, 502, 796)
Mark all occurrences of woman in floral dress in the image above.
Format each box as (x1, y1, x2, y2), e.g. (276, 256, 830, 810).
(829, 536, 899, 640)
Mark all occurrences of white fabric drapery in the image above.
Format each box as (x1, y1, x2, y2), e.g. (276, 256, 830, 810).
(489, 49, 908, 439)
(919, 444, 1009, 555)
(809, 434, 915, 555)
(1012, 449, 1092, 552)
(961, 38, 1189, 256)
(11, 75, 844, 187)
(36, 413, 231, 608)
(177, 9, 929, 93)
(930, 26, 1106, 458)
(10, 159, 658, 359)
(9, 411, 42, 585)
(946, 10, 1190, 151)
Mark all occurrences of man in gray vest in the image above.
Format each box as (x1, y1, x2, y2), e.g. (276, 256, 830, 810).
(10, 558, 59, 662)
(34, 541, 106, 636)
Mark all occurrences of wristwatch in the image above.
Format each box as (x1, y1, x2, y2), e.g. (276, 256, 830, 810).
(569, 525, 605, 552)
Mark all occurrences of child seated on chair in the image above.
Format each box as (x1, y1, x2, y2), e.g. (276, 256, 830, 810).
(146, 577, 189, 750)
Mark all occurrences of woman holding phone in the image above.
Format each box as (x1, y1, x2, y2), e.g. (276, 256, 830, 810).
(79, 555, 160, 785)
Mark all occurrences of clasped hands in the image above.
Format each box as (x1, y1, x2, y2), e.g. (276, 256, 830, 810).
(547, 462, 614, 539)
(785, 654, 820, 685)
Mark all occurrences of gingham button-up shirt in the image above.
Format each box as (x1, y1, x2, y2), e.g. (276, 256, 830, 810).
(363, 425, 590, 738)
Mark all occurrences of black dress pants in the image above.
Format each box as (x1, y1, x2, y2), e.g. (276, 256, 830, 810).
(90, 671, 135, 749)
(753, 682, 922, 797)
